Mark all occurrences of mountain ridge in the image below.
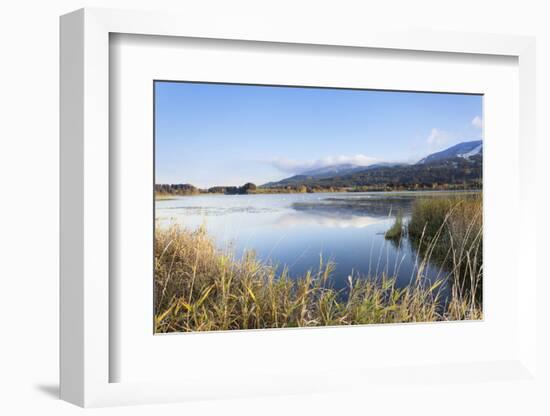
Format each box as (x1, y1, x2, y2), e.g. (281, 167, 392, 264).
(262, 140, 483, 189)
(416, 140, 482, 165)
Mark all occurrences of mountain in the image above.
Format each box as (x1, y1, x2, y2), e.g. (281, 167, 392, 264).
(301, 163, 365, 178)
(262, 141, 483, 189)
(417, 140, 482, 164)
(362, 162, 409, 170)
(285, 162, 409, 181)
(262, 163, 402, 187)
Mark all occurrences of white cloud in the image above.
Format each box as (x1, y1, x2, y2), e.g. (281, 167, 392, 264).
(268, 154, 379, 174)
(471, 115, 483, 129)
(426, 128, 449, 147)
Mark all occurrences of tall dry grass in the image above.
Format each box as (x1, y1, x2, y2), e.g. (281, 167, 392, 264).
(154, 195, 482, 332)
(408, 195, 483, 304)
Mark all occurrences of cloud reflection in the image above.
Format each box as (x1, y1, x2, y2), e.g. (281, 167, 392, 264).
(275, 211, 385, 229)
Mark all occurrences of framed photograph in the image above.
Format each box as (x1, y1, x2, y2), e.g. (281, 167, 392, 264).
(60, 8, 539, 408)
(153, 81, 484, 334)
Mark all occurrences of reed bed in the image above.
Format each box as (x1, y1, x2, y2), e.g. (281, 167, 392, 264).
(408, 195, 483, 302)
(154, 195, 482, 332)
(384, 209, 403, 241)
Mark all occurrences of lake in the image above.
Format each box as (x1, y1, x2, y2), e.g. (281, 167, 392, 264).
(155, 191, 470, 294)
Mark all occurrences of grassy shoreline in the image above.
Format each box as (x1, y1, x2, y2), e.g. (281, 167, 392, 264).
(154, 196, 482, 332)
(155, 188, 482, 199)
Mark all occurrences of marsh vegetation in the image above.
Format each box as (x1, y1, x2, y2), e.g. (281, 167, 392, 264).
(154, 193, 482, 332)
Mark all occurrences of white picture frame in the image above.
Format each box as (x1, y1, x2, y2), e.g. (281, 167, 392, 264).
(60, 7, 539, 408)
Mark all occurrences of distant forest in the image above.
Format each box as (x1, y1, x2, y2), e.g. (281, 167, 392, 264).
(155, 182, 258, 195)
(265, 155, 482, 189)
(155, 155, 482, 196)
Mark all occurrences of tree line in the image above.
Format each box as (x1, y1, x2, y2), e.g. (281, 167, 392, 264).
(155, 182, 258, 195)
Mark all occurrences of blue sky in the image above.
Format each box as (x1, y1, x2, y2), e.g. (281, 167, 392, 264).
(155, 81, 483, 188)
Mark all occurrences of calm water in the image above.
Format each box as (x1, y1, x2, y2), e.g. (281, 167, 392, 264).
(156, 191, 463, 293)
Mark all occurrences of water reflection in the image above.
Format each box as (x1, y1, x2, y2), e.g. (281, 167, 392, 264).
(274, 211, 384, 228)
(155, 192, 456, 294)
(292, 195, 415, 218)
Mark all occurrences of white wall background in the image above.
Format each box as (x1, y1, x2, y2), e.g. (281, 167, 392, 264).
(0, 1, 548, 414)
